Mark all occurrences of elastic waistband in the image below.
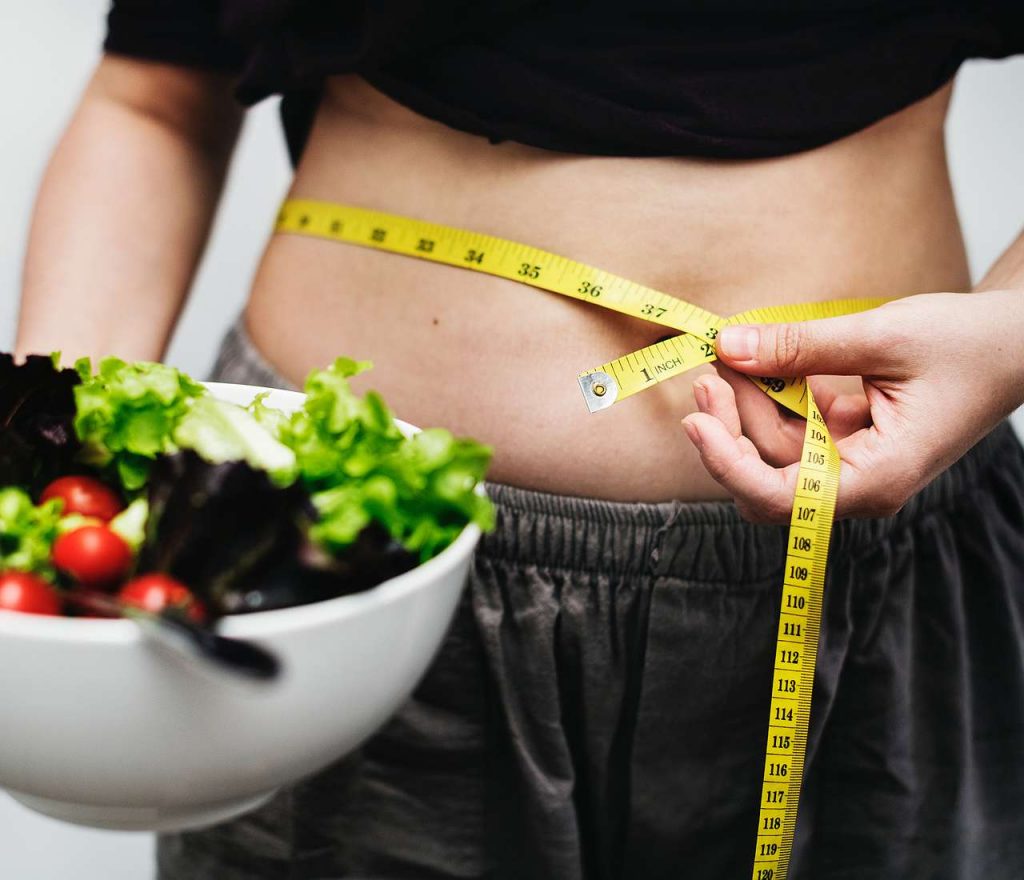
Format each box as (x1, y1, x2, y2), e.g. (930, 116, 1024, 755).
(480, 422, 1024, 582)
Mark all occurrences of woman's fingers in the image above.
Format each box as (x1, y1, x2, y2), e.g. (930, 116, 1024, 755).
(703, 368, 872, 465)
(687, 291, 1024, 524)
(692, 374, 764, 461)
(682, 411, 800, 523)
(707, 367, 806, 465)
(682, 410, 912, 524)
(807, 376, 872, 441)
(693, 374, 742, 437)
(715, 305, 909, 378)
(685, 300, 928, 522)
(684, 378, 914, 523)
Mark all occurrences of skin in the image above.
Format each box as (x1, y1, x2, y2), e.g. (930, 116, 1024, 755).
(15, 58, 1024, 507)
(16, 57, 243, 364)
(682, 286, 1024, 521)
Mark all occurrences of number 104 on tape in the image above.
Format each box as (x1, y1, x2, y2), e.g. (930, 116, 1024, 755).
(274, 200, 870, 880)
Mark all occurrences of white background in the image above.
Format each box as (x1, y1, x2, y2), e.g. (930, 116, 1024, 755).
(0, 2, 1022, 878)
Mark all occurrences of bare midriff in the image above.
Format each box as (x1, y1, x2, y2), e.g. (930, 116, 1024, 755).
(245, 75, 969, 502)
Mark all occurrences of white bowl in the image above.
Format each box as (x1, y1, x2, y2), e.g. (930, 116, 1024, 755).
(0, 383, 480, 832)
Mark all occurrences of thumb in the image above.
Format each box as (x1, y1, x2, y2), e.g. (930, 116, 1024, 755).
(715, 311, 897, 377)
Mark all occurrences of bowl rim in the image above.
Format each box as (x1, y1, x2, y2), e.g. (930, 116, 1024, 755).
(0, 381, 484, 643)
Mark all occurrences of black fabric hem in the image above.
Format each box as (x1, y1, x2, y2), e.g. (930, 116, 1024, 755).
(104, 5, 246, 75)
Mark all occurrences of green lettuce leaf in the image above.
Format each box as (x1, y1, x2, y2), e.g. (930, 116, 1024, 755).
(283, 358, 494, 562)
(0, 487, 64, 579)
(108, 497, 149, 551)
(280, 357, 401, 490)
(73, 358, 206, 490)
(246, 391, 290, 438)
(174, 396, 297, 485)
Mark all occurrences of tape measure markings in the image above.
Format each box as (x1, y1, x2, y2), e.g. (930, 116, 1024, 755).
(276, 199, 875, 880)
(280, 199, 723, 339)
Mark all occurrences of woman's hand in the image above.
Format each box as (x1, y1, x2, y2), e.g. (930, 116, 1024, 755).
(16, 55, 242, 364)
(681, 290, 1024, 522)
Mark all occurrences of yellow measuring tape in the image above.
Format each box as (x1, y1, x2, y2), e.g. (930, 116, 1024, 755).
(276, 199, 883, 880)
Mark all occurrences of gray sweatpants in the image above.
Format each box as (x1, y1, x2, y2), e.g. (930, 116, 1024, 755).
(158, 318, 1024, 879)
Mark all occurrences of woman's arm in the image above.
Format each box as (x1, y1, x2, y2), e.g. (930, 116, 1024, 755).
(15, 54, 243, 364)
(975, 226, 1024, 293)
(680, 228, 1024, 521)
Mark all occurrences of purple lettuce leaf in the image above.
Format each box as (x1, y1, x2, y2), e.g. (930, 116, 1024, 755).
(0, 353, 82, 492)
(139, 451, 416, 619)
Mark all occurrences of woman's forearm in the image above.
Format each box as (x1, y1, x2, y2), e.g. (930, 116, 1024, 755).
(974, 227, 1024, 397)
(15, 55, 243, 364)
(975, 226, 1024, 292)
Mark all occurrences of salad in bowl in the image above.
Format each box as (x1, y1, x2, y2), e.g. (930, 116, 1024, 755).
(0, 351, 492, 831)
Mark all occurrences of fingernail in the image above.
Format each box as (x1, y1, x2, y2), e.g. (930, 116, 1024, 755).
(693, 378, 708, 411)
(718, 327, 759, 362)
(682, 419, 703, 451)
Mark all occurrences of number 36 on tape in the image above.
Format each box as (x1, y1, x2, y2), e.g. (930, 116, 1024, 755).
(276, 199, 881, 880)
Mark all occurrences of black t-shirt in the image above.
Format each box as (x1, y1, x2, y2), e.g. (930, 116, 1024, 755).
(103, 1, 1024, 164)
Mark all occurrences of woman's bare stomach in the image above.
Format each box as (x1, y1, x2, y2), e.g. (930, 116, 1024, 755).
(245, 76, 969, 502)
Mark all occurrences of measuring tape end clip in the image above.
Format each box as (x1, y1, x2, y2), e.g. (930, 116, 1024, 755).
(579, 371, 618, 412)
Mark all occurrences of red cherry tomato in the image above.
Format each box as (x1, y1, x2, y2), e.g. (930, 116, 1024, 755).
(41, 476, 123, 522)
(0, 572, 62, 616)
(53, 526, 134, 587)
(118, 574, 206, 624)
